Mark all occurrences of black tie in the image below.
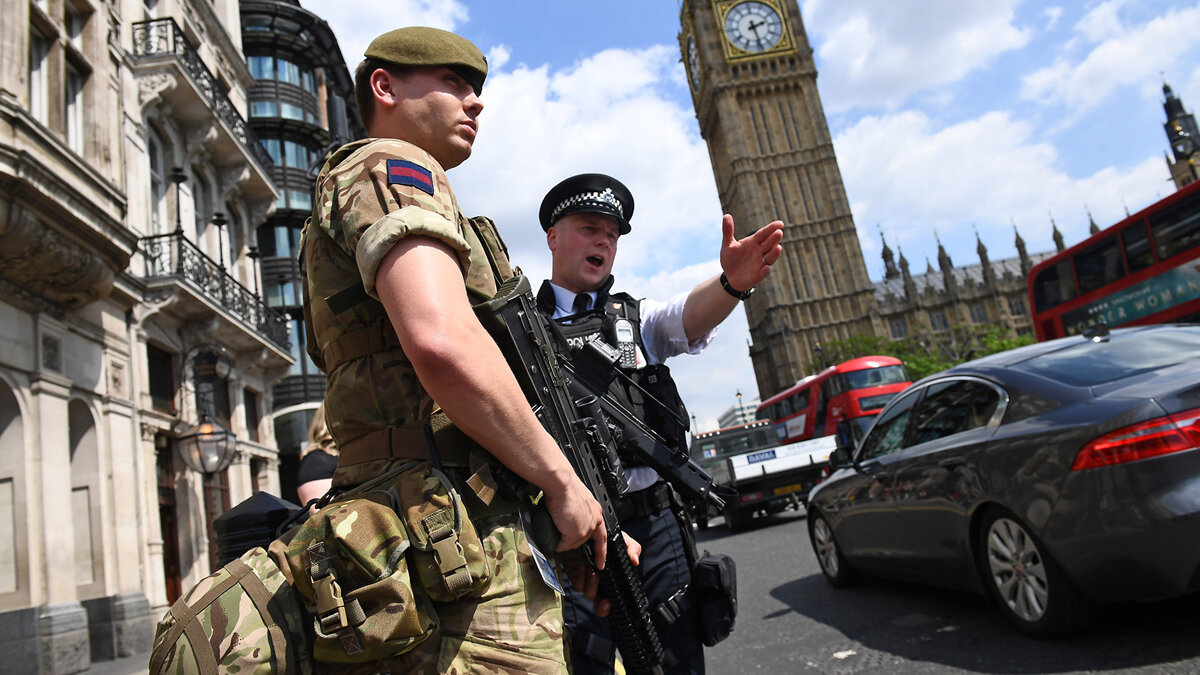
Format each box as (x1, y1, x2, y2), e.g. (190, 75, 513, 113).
(573, 293, 591, 314)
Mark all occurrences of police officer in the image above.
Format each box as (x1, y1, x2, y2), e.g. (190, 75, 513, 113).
(302, 29, 617, 672)
(538, 173, 784, 674)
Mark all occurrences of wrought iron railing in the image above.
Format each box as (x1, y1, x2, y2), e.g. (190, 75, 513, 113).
(131, 18, 274, 170)
(139, 232, 290, 351)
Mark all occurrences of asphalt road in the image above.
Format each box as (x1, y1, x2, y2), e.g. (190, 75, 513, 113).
(696, 509, 1200, 675)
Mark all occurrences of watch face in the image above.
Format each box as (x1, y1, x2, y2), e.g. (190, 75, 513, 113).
(724, 1, 784, 53)
(687, 36, 701, 88)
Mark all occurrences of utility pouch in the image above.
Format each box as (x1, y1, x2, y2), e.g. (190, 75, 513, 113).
(692, 551, 737, 646)
(389, 461, 494, 602)
(273, 460, 492, 663)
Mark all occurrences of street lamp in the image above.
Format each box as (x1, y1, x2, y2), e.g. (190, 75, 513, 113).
(176, 344, 237, 475)
(247, 245, 261, 296)
(176, 414, 237, 475)
(169, 167, 187, 275)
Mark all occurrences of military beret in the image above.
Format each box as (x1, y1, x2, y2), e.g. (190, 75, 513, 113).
(539, 173, 635, 235)
(364, 26, 487, 95)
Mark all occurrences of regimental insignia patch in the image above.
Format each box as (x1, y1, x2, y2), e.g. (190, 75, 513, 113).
(386, 159, 434, 195)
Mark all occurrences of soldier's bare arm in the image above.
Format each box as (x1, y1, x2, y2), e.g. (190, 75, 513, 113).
(375, 234, 610, 564)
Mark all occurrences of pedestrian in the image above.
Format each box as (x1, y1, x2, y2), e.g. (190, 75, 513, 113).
(295, 403, 337, 509)
(536, 172, 783, 674)
(300, 28, 617, 672)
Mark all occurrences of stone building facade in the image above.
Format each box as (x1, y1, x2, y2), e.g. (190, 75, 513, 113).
(239, 0, 362, 504)
(0, 0, 359, 669)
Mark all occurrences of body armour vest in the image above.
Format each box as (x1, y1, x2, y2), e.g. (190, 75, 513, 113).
(300, 138, 516, 484)
(535, 279, 691, 465)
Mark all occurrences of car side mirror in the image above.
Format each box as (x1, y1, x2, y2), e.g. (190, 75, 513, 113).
(829, 445, 854, 470)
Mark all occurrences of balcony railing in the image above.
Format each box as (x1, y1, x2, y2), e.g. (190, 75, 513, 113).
(131, 18, 274, 170)
(140, 232, 290, 351)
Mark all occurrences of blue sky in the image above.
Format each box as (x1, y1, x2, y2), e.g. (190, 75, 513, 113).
(299, 0, 1200, 430)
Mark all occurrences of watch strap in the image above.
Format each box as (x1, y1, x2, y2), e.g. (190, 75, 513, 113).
(720, 273, 755, 301)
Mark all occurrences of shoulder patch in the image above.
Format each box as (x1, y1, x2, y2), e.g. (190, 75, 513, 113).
(386, 159, 435, 195)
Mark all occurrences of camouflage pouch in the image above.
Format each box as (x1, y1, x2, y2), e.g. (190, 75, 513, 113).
(276, 460, 492, 664)
(148, 547, 308, 675)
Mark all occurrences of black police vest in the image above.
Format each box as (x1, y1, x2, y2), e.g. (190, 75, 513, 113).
(535, 279, 691, 465)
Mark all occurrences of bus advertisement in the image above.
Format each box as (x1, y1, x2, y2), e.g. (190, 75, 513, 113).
(754, 356, 911, 446)
(1029, 179, 1200, 341)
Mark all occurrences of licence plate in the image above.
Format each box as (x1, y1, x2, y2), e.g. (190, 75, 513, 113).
(774, 483, 804, 496)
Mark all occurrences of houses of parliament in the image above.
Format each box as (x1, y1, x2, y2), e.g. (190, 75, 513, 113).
(678, 0, 1199, 398)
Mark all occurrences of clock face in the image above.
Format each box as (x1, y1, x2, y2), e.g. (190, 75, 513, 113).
(1175, 136, 1195, 156)
(723, 1, 784, 53)
(687, 35, 701, 88)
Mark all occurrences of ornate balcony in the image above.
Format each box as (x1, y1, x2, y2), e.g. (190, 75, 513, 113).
(139, 231, 290, 354)
(131, 18, 276, 204)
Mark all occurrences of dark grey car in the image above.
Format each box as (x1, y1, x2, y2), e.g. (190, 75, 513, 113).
(806, 325, 1200, 638)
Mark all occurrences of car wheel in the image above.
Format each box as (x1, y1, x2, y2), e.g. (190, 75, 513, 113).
(808, 511, 857, 587)
(977, 509, 1093, 638)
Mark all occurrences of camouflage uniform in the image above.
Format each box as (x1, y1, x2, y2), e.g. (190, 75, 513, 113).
(300, 137, 567, 672)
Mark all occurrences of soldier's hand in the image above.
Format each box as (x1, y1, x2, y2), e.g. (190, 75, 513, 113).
(544, 474, 608, 564)
(565, 533, 642, 617)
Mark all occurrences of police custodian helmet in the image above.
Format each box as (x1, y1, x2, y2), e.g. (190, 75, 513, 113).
(538, 173, 635, 235)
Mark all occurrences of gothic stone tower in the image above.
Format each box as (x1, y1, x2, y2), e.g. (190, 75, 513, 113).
(1163, 82, 1199, 189)
(680, 0, 877, 396)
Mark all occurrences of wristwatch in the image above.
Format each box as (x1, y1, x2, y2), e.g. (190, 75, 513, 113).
(720, 273, 755, 301)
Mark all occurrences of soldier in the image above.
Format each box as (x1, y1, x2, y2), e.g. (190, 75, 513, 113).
(301, 28, 618, 671)
(537, 173, 783, 674)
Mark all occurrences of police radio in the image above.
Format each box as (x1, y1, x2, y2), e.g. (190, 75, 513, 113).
(612, 318, 638, 369)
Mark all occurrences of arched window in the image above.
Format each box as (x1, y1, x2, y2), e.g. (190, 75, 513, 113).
(69, 399, 103, 595)
(0, 382, 24, 598)
(148, 130, 167, 235)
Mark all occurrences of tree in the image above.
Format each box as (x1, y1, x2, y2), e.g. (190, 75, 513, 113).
(819, 328, 1034, 381)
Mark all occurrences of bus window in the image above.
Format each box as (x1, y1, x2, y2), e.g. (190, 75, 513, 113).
(1121, 221, 1155, 273)
(1073, 235, 1124, 296)
(793, 389, 810, 413)
(1032, 259, 1077, 312)
(844, 365, 908, 389)
(1150, 192, 1200, 261)
(815, 382, 831, 433)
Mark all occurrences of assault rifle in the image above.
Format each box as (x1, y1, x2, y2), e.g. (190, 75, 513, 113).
(475, 275, 726, 675)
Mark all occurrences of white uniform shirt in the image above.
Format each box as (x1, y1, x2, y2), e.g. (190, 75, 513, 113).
(546, 281, 717, 492)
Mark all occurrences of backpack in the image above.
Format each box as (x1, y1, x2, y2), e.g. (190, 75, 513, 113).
(148, 547, 309, 675)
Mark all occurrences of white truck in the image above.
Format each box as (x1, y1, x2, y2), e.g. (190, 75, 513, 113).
(692, 421, 837, 532)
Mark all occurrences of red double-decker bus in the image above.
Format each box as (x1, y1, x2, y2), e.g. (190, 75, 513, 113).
(1029, 179, 1200, 341)
(755, 356, 911, 445)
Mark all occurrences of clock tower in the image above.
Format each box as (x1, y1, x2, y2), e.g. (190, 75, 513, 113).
(1163, 82, 1199, 189)
(680, 0, 878, 396)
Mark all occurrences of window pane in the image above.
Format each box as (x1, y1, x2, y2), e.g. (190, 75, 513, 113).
(288, 189, 311, 210)
(907, 381, 999, 447)
(278, 60, 301, 86)
(1121, 222, 1155, 273)
(858, 391, 918, 461)
(248, 55, 273, 80)
(1032, 260, 1077, 312)
(280, 103, 304, 121)
(250, 100, 278, 117)
(1073, 235, 1124, 296)
(1150, 190, 1200, 261)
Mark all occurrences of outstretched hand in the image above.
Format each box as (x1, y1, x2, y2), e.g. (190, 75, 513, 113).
(720, 214, 784, 292)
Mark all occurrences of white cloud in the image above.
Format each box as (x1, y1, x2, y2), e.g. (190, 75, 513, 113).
(304, 0, 470, 69)
(835, 110, 1169, 269)
(1021, 3, 1200, 115)
(1043, 6, 1064, 30)
(801, 0, 1029, 111)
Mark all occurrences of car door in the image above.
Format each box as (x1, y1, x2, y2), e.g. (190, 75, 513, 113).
(887, 377, 1007, 580)
(827, 387, 922, 566)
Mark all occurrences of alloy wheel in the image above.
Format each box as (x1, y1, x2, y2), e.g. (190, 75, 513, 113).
(985, 516, 1049, 623)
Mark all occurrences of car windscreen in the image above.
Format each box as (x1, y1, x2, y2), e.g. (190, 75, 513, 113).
(1022, 328, 1200, 386)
